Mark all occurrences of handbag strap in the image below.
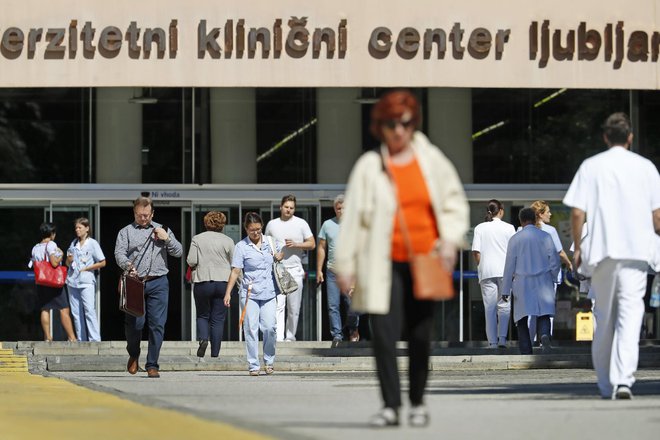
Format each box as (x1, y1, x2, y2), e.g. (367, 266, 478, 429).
(380, 152, 418, 262)
(125, 231, 155, 277)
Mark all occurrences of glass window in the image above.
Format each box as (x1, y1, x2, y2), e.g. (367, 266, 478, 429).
(637, 90, 660, 166)
(0, 88, 90, 183)
(256, 88, 317, 183)
(472, 89, 629, 183)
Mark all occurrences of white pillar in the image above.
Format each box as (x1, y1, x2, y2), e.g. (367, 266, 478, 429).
(210, 88, 257, 184)
(96, 88, 142, 183)
(316, 88, 362, 184)
(427, 88, 473, 183)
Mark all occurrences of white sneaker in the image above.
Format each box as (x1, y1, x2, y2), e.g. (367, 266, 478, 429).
(409, 405, 429, 427)
(369, 407, 399, 427)
(612, 385, 633, 400)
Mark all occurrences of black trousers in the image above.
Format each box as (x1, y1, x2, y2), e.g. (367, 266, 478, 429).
(370, 262, 435, 409)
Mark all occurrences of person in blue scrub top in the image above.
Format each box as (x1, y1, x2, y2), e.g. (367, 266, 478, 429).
(224, 212, 282, 376)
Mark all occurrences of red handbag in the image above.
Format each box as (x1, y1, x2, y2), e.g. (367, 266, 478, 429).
(33, 248, 67, 288)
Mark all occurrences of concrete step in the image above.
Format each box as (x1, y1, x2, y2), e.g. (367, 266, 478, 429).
(5, 341, 660, 373)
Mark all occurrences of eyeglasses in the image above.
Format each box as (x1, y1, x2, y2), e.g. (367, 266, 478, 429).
(382, 119, 414, 130)
(247, 228, 262, 234)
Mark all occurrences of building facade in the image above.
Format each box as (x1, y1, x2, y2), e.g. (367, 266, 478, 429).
(1, 0, 658, 342)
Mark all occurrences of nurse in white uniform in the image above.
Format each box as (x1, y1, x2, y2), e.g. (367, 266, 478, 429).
(472, 200, 515, 347)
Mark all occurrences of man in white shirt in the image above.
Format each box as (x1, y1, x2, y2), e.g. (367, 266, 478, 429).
(564, 112, 660, 400)
(265, 194, 316, 341)
(472, 199, 516, 348)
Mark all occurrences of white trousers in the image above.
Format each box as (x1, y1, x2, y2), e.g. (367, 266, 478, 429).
(276, 264, 305, 341)
(479, 277, 510, 345)
(68, 284, 101, 341)
(243, 296, 277, 372)
(591, 258, 647, 398)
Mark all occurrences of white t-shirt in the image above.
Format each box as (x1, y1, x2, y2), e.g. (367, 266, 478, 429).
(563, 146, 660, 270)
(265, 216, 314, 268)
(472, 217, 516, 281)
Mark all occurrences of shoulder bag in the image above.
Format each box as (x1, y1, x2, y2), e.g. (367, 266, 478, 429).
(383, 154, 455, 301)
(117, 233, 153, 317)
(266, 235, 298, 295)
(33, 246, 68, 288)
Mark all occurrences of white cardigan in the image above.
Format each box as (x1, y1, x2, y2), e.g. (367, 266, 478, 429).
(335, 132, 469, 314)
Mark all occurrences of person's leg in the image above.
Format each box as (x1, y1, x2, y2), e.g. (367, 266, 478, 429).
(124, 312, 145, 360)
(609, 260, 647, 390)
(59, 308, 77, 342)
(326, 270, 343, 340)
(494, 277, 511, 344)
(40, 309, 52, 341)
(285, 265, 305, 341)
(209, 281, 228, 357)
(370, 262, 404, 410)
(275, 294, 286, 341)
(67, 286, 83, 341)
(261, 297, 277, 367)
(405, 267, 434, 407)
(528, 316, 537, 344)
(80, 284, 101, 341)
(193, 282, 212, 344)
(591, 259, 618, 397)
(480, 278, 498, 345)
(516, 316, 532, 354)
(537, 314, 552, 348)
(243, 297, 261, 372)
(145, 277, 169, 371)
(345, 293, 360, 340)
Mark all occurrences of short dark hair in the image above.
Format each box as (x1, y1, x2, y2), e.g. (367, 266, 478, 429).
(602, 112, 632, 145)
(133, 196, 153, 210)
(518, 207, 536, 224)
(243, 211, 263, 230)
(39, 222, 57, 239)
(281, 194, 296, 207)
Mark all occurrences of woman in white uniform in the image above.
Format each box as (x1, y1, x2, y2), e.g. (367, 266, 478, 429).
(472, 200, 515, 347)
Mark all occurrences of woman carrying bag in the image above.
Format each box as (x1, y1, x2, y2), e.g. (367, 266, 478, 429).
(335, 90, 469, 428)
(30, 222, 77, 342)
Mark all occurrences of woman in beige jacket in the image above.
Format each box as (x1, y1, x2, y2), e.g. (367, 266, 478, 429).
(336, 90, 469, 428)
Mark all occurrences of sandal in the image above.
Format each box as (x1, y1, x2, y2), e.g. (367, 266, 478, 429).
(266, 366, 274, 375)
(249, 369, 260, 376)
(369, 407, 399, 428)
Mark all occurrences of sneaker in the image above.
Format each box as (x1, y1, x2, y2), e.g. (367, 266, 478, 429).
(197, 340, 208, 358)
(612, 385, 633, 400)
(369, 407, 399, 428)
(331, 337, 342, 348)
(349, 329, 360, 342)
(497, 337, 507, 348)
(409, 405, 430, 427)
(249, 369, 260, 376)
(540, 334, 552, 353)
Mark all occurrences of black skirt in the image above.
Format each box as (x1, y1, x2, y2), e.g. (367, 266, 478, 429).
(36, 284, 69, 311)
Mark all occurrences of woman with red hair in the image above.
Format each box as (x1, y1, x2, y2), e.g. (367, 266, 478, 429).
(336, 90, 469, 427)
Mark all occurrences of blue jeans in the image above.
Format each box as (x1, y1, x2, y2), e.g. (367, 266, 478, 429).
(517, 314, 551, 355)
(125, 276, 169, 370)
(243, 295, 277, 372)
(326, 270, 359, 340)
(193, 281, 228, 357)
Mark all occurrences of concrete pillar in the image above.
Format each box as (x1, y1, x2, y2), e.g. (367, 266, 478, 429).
(427, 88, 473, 183)
(96, 88, 142, 183)
(316, 88, 362, 184)
(210, 88, 257, 184)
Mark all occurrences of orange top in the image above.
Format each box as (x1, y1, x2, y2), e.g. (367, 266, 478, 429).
(389, 157, 439, 262)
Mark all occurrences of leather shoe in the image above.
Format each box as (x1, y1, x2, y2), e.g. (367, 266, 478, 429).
(147, 368, 160, 378)
(127, 356, 139, 375)
(197, 340, 209, 358)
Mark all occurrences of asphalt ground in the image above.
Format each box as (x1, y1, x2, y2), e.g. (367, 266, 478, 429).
(6, 368, 657, 440)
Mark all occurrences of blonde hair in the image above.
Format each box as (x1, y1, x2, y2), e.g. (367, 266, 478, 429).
(530, 200, 549, 226)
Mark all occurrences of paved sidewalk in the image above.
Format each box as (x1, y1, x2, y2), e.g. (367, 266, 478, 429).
(50, 368, 660, 440)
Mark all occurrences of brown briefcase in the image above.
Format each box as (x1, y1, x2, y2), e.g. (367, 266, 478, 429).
(118, 272, 145, 317)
